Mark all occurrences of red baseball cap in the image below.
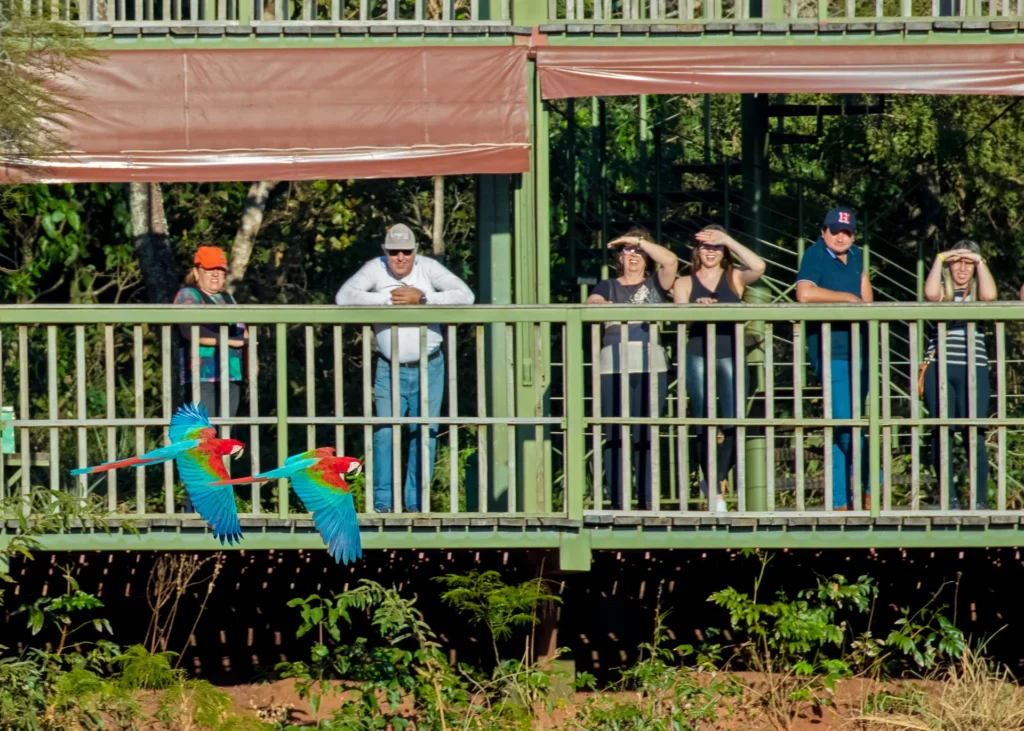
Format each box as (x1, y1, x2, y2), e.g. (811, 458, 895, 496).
(194, 246, 228, 270)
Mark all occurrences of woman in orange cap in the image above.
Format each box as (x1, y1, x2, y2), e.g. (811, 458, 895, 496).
(173, 246, 247, 419)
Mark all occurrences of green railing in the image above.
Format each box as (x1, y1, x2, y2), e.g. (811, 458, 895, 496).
(3, 303, 1023, 527)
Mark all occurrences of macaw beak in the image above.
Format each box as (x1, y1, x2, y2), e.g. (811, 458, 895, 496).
(233, 447, 245, 460)
(346, 460, 363, 477)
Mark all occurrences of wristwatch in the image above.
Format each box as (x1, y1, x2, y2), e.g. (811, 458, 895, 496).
(419, 293, 427, 305)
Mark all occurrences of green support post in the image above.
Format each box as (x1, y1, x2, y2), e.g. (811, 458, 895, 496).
(869, 320, 881, 517)
(236, 0, 250, 23)
(741, 93, 771, 511)
(510, 62, 553, 513)
(477, 175, 513, 511)
(275, 322, 289, 518)
(564, 310, 585, 521)
(743, 286, 770, 511)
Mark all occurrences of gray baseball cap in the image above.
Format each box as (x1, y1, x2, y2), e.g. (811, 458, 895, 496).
(383, 223, 417, 251)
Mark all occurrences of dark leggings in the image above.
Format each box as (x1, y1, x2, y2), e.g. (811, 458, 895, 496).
(922, 361, 989, 507)
(685, 354, 737, 485)
(601, 372, 668, 510)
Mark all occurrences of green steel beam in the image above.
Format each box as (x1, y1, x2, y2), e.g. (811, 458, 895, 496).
(9, 524, 1024, 555)
(587, 525, 1024, 550)
(7, 302, 1024, 326)
(84, 33, 523, 50)
(544, 31, 1022, 46)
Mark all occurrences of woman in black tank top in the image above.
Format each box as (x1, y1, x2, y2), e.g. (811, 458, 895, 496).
(672, 226, 766, 511)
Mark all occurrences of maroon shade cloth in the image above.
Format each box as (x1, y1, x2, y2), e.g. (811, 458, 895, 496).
(3, 46, 531, 183)
(537, 45, 1024, 100)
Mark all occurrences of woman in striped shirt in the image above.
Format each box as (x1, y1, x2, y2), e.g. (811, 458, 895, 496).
(922, 239, 996, 509)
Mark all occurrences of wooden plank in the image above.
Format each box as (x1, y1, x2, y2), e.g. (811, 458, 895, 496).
(448, 325, 459, 513)
(47, 326, 60, 497)
(505, 324, 517, 513)
(476, 325, 488, 513)
(851, 322, 862, 511)
(678, 325, 688, 511)
(649, 324, 660, 511)
(76, 326, 87, 498)
(592, 323, 603, 510)
(765, 322, 775, 512)
(996, 322, 1006, 511)
(881, 322, 892, 511)
(105, 326, 117, 511)
(161, 326, 173, 513)
(249, 326, 261, 513)
(133, 326, 145, 514)
(821, 323, 831, 511)
(938, 323, 949, 511)
(735, 322, 745, 513)
(419, 326, 429, 513)
(706, 324, 717, 511)
(793, 323, 804, 511)
(967, 323, 978, 510)
(333, 326, 344, 456)
(909, 321, 920, 510)
(362, 325, 374, 514)
(305, 325, 315, 450)
(390, 325, 401, 512)
(618, 322, 630, 509)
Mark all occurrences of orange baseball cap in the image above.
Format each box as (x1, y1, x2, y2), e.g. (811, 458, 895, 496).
(194, 246, 228, 271)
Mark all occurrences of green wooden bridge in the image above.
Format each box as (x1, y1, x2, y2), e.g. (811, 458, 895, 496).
(4, 0, 1024, 569)
(3, 302, 1024, 571)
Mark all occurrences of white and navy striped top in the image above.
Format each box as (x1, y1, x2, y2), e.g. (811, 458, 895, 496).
(926, 290, 988, 367)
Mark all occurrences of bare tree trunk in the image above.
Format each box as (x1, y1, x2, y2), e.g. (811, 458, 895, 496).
(227, 180, 277, 292)
(432, 175, 445, 259)
(128, 182, 177, 304)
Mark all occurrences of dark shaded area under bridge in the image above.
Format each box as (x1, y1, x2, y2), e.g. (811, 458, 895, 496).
(3, 548, 1020, 682)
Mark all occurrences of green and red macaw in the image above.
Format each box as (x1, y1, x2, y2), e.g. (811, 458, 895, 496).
(71, 403, 245, 545)
(208, 448, 363, 564)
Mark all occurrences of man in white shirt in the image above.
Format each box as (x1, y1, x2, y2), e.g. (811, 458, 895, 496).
(336, 223, 475, 513)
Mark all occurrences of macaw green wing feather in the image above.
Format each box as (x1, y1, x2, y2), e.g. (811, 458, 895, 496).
(177, 449, 242, 546)
(290, 470, 361, 565)
(169, 403, 214, 443)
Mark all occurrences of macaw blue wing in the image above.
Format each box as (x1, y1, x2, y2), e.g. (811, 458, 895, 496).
(290, 470, 362, 565)
(169, 403, 215, 443)
(177, 449, 242, 546)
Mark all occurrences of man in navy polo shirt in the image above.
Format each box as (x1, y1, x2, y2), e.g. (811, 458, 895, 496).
(796, 207, 874, 510)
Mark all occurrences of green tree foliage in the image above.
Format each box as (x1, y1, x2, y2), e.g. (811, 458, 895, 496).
(0, 0, 98, 163)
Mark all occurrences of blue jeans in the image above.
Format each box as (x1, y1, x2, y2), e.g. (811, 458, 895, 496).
(373, 353, 445, 513)
(685, 354, 738, 485)
(816, 358, 870, 510)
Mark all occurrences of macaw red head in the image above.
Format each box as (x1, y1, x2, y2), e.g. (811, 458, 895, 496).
(336, 456, 363, 478)
(219, 439, 245, 459)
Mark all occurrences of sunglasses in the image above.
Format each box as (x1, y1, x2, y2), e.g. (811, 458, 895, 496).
(619, 246, 645, 255)
(385, 249, 416, 257)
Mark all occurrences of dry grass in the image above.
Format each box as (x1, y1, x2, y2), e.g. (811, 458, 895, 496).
(856, 646, 1024, 731)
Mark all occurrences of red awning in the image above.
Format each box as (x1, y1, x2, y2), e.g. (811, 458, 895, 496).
(4, 47, 531, 183)
(537, 45, 1024, 99)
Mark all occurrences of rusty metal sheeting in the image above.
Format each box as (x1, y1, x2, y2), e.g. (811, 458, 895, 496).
(4, 47, 531, 183)
(536, 45, 1024, 100)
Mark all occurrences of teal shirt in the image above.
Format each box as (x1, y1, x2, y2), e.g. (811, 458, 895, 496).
(174, 287, 245, 383)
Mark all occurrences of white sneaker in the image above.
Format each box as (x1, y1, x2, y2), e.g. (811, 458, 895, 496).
(715, 497, 729, 513)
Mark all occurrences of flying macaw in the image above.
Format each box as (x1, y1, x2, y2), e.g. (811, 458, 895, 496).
(71, 403, 246, 546)
(207, 448, 363, 564)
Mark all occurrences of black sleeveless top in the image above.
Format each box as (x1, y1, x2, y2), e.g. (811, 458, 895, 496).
(685, 273, 741, 358)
